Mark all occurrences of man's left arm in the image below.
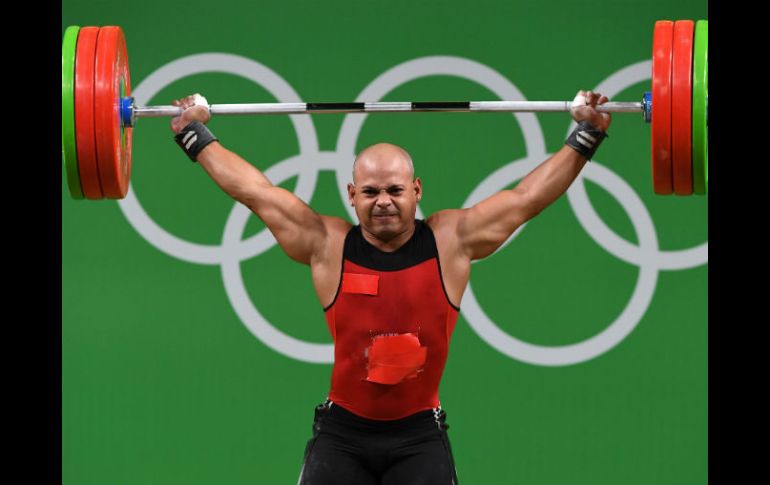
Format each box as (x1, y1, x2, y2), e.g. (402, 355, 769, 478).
(456, 90, 611, 260)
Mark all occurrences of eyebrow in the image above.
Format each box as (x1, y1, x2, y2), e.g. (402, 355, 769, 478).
(361, 185, 405, 190)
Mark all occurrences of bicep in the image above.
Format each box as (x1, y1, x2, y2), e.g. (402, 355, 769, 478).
(457, 188, 533, 260)
(245, 186, 328, 264)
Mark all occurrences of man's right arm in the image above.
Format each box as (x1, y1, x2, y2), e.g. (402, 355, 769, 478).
(196, 142, 338, 265)
(171, 94, 347, 266)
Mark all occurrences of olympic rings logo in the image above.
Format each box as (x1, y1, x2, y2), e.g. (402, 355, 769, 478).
(119, 54, 707, 367)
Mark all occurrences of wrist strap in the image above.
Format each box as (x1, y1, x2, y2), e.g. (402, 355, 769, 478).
(174, 121, 218, 162)
(565, 121, 608, 160)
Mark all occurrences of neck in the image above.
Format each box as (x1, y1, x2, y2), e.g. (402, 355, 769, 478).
(361, 220, 416, 252)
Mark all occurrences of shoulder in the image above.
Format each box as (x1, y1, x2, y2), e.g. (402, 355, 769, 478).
(321, 215, 354, 242)
(425, 209, 468, 249)
(308, 215, 354, 268)
(425, 209, 465, 235)
(424, 210, 472, 281)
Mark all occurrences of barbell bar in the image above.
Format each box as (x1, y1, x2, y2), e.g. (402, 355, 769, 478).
(61, 20, 707, 200)
(130, 100, 645, 119)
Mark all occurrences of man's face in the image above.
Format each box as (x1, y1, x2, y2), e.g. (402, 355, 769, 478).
(347, 146, 422, 242)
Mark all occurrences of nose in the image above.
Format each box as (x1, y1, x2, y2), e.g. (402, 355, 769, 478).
(375, 192, 392, 207)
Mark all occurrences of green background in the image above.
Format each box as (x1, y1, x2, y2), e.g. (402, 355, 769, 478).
(62, 1, 708, 483)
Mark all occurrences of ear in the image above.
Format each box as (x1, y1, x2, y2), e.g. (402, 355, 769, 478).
(413, 177, 422, 202)
(347, 183, 356, 206)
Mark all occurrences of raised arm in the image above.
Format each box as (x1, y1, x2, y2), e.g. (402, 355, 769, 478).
(455, 90, 611, 260)
(170, 94, 347, 265)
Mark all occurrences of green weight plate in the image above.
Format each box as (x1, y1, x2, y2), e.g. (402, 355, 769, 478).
(61, 26, 84, 199)
(692, 20, 708, 194)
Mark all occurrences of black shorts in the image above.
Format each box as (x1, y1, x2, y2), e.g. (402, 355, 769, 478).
(297, 399, 459, 485)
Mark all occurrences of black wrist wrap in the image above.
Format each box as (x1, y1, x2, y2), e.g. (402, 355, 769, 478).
(565, 121, 608, 160)
(174, 121, 218, 162)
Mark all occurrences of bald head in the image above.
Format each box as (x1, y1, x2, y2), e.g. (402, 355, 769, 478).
(352, 143, 415, 183)
(347, 142, 423, 244)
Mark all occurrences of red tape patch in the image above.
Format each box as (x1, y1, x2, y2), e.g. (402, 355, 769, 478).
(365, 333, 427, 385)
(342, 273, 379, 295)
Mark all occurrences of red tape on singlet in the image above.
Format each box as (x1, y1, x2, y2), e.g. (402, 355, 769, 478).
(342, 273, 379, 295)
(365, 332, 427, 385)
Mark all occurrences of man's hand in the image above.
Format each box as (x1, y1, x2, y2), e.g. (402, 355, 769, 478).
(570, 90, 611, 133)
(170, 93, 212, 134)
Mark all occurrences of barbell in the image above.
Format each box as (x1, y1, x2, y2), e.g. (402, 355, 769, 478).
(61, 20, 707, 200)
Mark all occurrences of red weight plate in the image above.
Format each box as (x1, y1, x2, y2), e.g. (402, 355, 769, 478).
(651, 21, 674, 194)
(94, 26, 132, 199)
(671, 20, 694, 195)
(74, 26, 104, 200)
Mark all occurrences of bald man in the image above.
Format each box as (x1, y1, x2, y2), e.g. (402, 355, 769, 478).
(170, 90, 611, 485)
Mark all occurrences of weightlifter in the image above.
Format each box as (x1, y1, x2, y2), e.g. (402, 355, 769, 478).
(169, 89, 611, 485)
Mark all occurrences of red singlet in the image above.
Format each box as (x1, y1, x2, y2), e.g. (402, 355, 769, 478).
(323, 220, 460, 420)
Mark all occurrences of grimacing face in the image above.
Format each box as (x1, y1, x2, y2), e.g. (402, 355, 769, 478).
(347, 144, 422, 243)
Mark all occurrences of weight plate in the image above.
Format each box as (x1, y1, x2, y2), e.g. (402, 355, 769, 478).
(94, 26, 133, 199)
(75, 26, 104, 200)
(61, 26, 83, 199)
(671, 20, 694, 195)
(652, 21, 674, 194)
(692, 20, 708, 194)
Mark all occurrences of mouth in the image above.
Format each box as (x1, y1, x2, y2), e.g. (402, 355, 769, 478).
(372, 214, 397, 220)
